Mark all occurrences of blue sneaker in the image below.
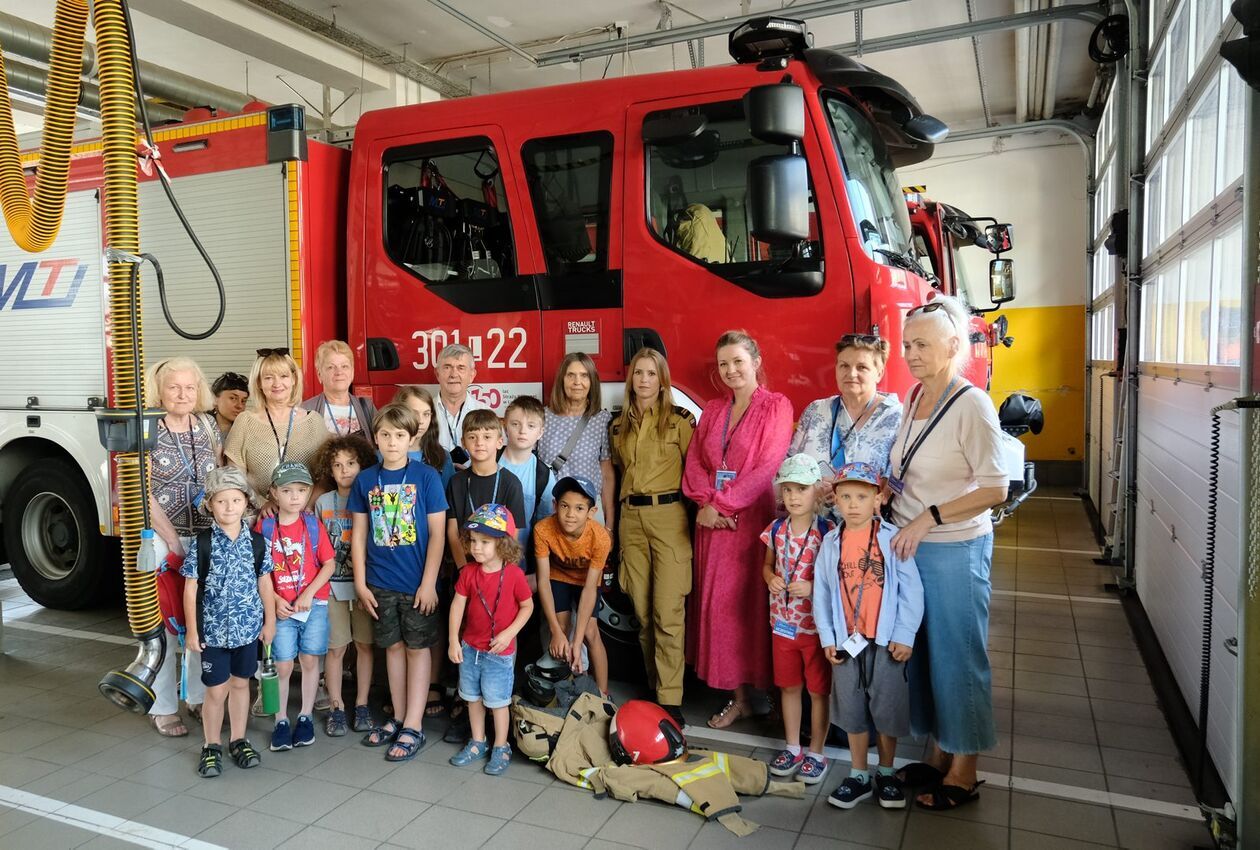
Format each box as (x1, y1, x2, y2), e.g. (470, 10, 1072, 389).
(449, 739, 489, 767)
(827, 774, 874, 809)
(293, 714, 315, 748)
(484, 744, 512, 775)
(270, 719, 293, 752)
(798, 755, 830, 785)
(768, 748, 804, 778)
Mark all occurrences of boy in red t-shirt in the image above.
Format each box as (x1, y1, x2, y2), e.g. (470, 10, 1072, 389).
(258, 461, 336, 752)
(447, 503, 533, 776)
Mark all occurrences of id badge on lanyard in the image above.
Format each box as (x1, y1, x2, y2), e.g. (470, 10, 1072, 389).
(773, 619, 798, 640)
(842, 631, 869, 658)
(887, 475, 905, 496)
(715, 469, 736, 491)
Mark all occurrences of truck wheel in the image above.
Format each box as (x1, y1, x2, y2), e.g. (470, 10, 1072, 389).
(2, 458, 111, 610)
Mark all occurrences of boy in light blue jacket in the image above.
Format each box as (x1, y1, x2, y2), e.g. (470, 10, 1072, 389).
(813, 462, 923, 812)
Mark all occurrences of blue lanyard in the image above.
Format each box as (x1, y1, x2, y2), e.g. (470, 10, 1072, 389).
(829, 396, 876, 469)
(721, 399, 750, 468)
(467, 469, 501, 517)
(323, 395, 358, 437)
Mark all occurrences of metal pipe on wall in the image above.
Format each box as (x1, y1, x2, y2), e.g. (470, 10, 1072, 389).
(1042, 0, 1064, 119)
(3, 56, 187, 124)
(1015, 0, 1031, 124)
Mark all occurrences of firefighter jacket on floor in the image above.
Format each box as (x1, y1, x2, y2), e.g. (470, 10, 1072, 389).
(511, 693, 804, 836)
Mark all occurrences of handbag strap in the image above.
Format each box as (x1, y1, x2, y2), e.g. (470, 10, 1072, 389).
(548, 415, 591, 475)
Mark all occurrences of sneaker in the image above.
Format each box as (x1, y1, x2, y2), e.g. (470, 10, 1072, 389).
(228, 738, 261, 769)
(314, 681, 331, 712)
(251, 692, 268, 718)
(197, 744, 223, 778)
(827, 774, 874, 809)
(768, 748, 805, 778)
(293, 715, 315, 747)
(798, 755, 830, 785)
(352, 704, 374, 733)
(485, 744, 512, 775)
(449, 739, 489, 767)
(270, 719, 293, 752)
(875, 772, 907, 809)
(325, 707, 348, 737)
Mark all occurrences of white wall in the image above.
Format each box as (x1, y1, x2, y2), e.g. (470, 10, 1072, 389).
(1134, 375, 1241, 796)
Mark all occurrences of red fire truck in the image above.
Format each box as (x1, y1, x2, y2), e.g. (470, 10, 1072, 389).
(0, 18, 1022, 608)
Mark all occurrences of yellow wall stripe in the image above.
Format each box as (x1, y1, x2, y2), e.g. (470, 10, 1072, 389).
(285, 161, 303, 366)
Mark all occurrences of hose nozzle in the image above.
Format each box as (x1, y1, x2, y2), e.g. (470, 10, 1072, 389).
(98, 627, 165, 713)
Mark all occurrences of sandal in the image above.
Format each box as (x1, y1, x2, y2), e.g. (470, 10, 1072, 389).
(185, 704, 203, 725)
(151, 714, 188, 738)
(228, 738, 261, 769)
(424, 686, 447, 718)
(361, 719, 401, 748)
(197, 744, 223, 778)
(916, 780, 985, 811)
(707, 700, 750, 730)
(386, 727, 424, 762)
(895, 761, 945, 787)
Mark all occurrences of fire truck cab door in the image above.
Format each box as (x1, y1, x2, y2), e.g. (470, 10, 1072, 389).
(366, 126, 545, 413)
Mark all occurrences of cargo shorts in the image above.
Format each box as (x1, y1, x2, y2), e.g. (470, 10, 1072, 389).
(369, 585, 439, 650)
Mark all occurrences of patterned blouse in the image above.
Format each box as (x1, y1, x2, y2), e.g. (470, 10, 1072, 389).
(787, 392, 903, 475)
(150, 416, 218, 536)
(180, 522, 273, 648)
(538, 410, 613, 498)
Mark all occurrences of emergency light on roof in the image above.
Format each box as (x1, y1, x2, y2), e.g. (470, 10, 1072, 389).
(729, 17, 812, 65)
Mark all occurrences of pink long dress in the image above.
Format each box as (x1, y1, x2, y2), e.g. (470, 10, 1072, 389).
(682, 385, 794, 690)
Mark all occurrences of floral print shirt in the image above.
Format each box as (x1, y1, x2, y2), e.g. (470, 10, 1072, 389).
(181, 522, 272, 649)
(760, 517, 834, 635)
(787, 392, 902, 476)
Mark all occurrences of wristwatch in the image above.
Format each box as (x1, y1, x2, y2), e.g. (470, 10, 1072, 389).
(929, 504, 944, 525)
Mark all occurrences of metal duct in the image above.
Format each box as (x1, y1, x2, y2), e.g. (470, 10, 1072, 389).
(5, 55, 187, 124)
(0, 10, 255, 113)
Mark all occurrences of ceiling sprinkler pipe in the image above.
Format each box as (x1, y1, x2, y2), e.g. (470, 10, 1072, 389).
(1015, 0, 1030, 123)
(1042, 0, 1064, 119)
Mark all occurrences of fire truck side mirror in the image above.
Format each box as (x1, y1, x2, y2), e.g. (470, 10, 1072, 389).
(985, 222, 1014, 253)
(747, 154, 809, 242)
(989, 258, 1016, 304)
(744, 83, 804, 144)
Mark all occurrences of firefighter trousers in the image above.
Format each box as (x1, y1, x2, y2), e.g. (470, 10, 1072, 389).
(618, 500, 692, 705)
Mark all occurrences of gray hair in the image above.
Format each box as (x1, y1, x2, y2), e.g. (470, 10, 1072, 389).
(903, 295, 971, 374)
(435, 343, 475, 366)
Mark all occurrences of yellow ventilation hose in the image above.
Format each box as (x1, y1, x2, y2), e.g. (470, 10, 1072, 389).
(0, 0, 163, 709)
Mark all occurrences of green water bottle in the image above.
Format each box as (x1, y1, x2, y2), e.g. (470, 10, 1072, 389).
(260, 644, 280, 716)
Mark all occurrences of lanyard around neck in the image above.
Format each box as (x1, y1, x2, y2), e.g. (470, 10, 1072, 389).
(897, 377, 960, 473)
(323, 395, 357, 436)
(830, 395, 877, 468)
(266, 407, 296, 462)
(162, 419, 201, 483)
(844, 521, 879, 633)
(443, 398, 468, 445)
(467, 469, 502, 517)
(475, 567, 507, 641)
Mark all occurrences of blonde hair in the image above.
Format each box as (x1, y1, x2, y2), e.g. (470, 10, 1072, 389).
(315, 339, 354, 373)
(618, 348, 676, 439)
(144, 357, 215, 412)
(459, 527, 525, 565)
(715, 329, 764, 385)
(904, 295, 971, 374)
(548, 352, 602, 417)
(248, 351, 303, 408)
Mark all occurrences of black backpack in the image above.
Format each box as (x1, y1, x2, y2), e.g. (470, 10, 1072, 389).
(195, 527, 268, 640)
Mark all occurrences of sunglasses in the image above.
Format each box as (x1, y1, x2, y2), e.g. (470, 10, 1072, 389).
(839, 333, 881, 346)
(907, 301, 958, 328)
(256, 348, 290, 358)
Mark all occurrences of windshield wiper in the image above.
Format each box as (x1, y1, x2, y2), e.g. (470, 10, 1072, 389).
(873, 245, 937, 285)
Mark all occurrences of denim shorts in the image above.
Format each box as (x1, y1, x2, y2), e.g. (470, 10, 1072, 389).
(457, 641, 516, 709)
(272, 602, 330, 662)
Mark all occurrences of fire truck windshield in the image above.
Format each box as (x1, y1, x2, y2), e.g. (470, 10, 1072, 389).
(823, 95, 914, 263)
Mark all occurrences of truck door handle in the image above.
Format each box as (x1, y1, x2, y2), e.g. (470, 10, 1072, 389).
(623, 328, 666, 363)
(366, 338, 400, 371)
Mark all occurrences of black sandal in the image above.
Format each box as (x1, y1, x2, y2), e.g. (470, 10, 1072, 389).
(198, 744, 223, 778)
(228, 738, 261, 769)
(424, 686, 448, 718)
(362, 718, 401, 748)
(385, 727, 424, 762)
(895, 761, 945, 787)
(916, 780, 985, 810)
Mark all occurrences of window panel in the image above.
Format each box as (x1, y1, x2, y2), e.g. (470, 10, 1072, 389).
(522, 132, 614, 276)
(1143, 274, 1162, 362)
(1144, 161, 1164, 255)
(1147, 47, 1168, 151)
(1181, 239, 1214, 364)
(1186, 78, 1220, 218)
(1157, 265, 1183, 362)
(1196, 0, 1224, 63)
(1220, 67, 1246, 192)
(1168, 5, 1191, 109)
(1160, 130, 1187, 244)
(1214, 222, 1243, 366)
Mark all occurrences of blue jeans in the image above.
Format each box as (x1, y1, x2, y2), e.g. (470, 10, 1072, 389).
(457, 642, 516, 709)
(907, 534, 997, 755)
(272, 602, 331, 662)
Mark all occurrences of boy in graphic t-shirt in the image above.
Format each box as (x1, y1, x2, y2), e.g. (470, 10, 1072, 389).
(533, 476, 612, 694)
(349, 403, 448, 763)
(256, 461, 336, 753)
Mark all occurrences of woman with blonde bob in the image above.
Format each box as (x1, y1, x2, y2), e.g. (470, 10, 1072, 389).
(224, 348, 329, 500)
(609, 348, 695, 724)
(142, 356, 221, 738)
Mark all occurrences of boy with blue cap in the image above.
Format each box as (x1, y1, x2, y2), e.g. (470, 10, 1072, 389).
(814, 462, 923, 811)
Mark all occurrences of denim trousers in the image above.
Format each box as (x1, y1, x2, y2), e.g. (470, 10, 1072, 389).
(907, 533, 998, 754)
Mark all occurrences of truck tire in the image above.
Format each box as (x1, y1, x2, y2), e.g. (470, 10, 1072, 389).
(3, 458, 111, 610)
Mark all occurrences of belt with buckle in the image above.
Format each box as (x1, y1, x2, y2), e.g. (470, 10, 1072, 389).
(625, 492, 682, 507)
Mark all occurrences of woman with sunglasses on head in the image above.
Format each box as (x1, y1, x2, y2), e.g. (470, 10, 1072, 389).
(788, 333, 902, 504)
(886, 296, 1008, 812)
(224, 348, 330, 502)
(211, 372, 249, 443)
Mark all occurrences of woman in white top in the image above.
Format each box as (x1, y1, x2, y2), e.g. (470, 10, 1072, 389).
(887, 296, 1008, 811)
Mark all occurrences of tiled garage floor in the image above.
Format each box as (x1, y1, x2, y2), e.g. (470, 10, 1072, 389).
(0, 493, 1214, 849)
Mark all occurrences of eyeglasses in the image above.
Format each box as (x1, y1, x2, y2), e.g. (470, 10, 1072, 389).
(838, 333, 881, 346)
(907, 301, 958, 328)
(256, 347, 290, 358)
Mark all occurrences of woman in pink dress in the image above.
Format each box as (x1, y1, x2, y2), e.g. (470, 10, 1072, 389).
(683, 330, 794, 728)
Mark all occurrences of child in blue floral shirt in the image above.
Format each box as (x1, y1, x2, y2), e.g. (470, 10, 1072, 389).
(182, 466, 276, 778)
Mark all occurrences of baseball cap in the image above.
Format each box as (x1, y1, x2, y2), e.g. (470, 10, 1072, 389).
(774, 453, 823, 487)
(271, 460, 313, 488)
(552, 475, 598, 506)
(199, 466, 257, 515)
(465, 503, 518, 539)
(834, 461, 881, 488)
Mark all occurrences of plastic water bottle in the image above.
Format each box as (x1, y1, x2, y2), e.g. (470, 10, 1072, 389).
(137, 528, 158, 573)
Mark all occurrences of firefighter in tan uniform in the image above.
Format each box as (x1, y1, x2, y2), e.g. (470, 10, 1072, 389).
(610, 349, 695, 723)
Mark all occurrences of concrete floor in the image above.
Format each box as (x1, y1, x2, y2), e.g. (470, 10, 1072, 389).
(0, 492, 1214, 849)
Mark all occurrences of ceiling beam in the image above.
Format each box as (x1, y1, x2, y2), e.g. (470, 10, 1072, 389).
(424, 0, 538, 65)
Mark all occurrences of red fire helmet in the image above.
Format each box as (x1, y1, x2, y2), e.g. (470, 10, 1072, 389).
(609, 700, 687, 766)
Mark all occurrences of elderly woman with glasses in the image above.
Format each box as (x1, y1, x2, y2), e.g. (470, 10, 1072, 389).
(886, 296, 1008, 811)
(788, 332, 902, 495)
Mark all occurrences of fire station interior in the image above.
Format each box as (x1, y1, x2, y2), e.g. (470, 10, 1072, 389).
(0, 1, 1256, 848)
